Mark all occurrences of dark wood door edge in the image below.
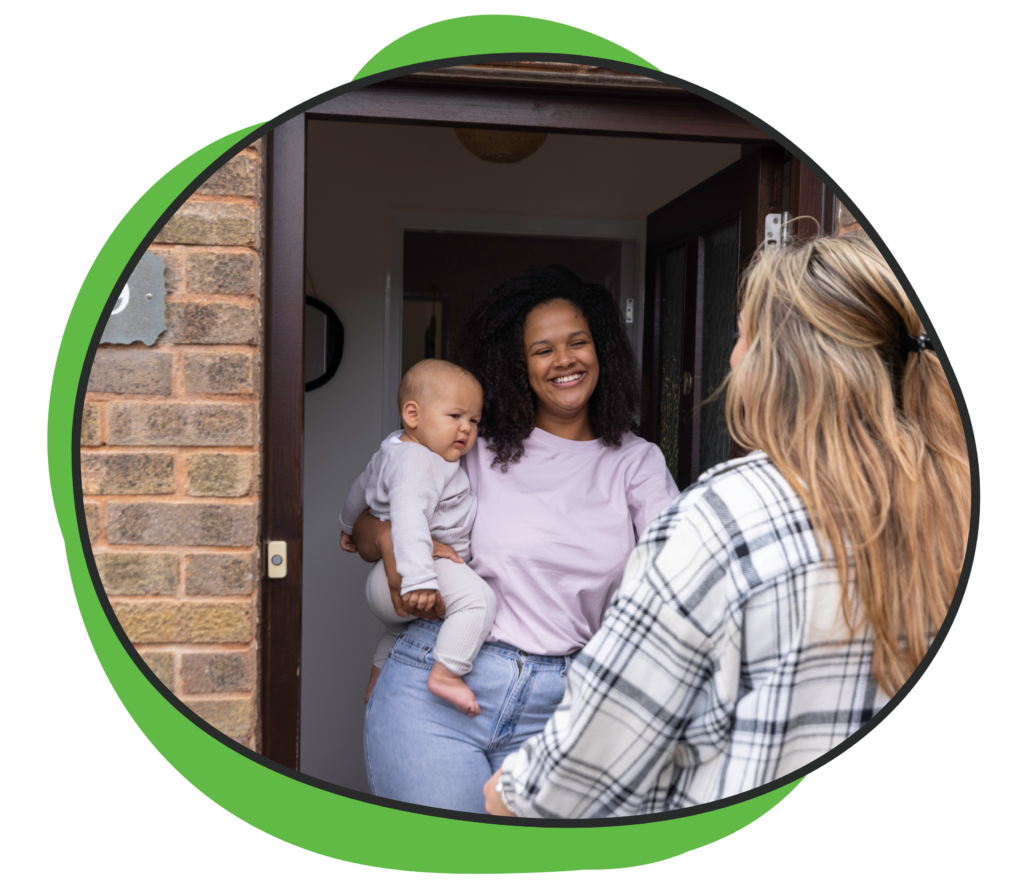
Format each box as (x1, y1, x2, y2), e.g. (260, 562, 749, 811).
(401, 64, 688, 94)
(640, 148, 783, 479)
(307, 80, 776, 144)
(790, 159, 836, 241)
(260, 114, 306, 770)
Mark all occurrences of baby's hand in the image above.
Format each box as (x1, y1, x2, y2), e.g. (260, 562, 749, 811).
(339, 533, 358, 553)
(431, 540, 464, 564)
(402, 589, 438, 613)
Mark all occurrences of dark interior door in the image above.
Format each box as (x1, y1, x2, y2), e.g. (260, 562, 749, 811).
(640, 147, 784, 489)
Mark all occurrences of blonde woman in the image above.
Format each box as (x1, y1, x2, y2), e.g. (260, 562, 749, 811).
(482, 231, 971, 818)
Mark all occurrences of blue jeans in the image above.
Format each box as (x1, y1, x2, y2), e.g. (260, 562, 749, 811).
(364, 619, 572, 814)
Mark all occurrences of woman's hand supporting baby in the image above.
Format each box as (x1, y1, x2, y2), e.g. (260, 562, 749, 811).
(402, 589, 439, 613)
(350, 509, 461, 620)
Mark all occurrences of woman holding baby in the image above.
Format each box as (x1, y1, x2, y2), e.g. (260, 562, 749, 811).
(350, 265, 679, 813)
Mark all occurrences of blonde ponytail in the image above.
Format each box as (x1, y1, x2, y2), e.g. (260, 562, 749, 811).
(726, 232, 970, 696)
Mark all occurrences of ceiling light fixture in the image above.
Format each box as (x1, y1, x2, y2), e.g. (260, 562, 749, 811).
(454, 128, 548, 163)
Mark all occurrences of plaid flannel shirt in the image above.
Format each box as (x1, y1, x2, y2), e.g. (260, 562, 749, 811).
(500, 450, 888, 818)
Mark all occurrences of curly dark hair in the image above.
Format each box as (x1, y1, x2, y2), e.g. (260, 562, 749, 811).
(454, 265, 640, 470)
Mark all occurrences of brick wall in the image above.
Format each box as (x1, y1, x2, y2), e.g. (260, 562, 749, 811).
(83, 142, 263, 749)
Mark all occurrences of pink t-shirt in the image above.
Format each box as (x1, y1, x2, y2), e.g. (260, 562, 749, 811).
(464, 427, 680, 656)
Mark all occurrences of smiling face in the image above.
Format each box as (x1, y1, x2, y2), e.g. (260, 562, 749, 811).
(401, 374, 483, 462)
(522, 299, 599, 429)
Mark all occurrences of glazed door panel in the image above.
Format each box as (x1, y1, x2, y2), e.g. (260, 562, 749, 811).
(641, 147, 783, 488)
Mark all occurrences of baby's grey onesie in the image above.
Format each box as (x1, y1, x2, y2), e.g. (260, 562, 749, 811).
(339, 432, 495, 674)
(340, 432, 476, 591)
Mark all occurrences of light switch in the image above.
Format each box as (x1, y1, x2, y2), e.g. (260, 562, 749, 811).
(267, 541, 287, 579)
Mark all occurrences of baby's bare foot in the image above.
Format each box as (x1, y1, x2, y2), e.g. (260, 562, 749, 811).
(427, 662, 480, 716)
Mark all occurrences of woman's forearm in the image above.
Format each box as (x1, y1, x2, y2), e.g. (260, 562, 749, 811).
(352, 509, 387, 562)
(483, 768, 517, 816)
(351, 509, 451, 620)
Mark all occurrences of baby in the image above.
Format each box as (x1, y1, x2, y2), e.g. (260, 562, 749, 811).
(339, 359, 496, 716)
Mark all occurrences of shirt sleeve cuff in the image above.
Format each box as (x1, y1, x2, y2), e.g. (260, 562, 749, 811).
(499, 758, 537, 818)
(399, 577, 440, 596)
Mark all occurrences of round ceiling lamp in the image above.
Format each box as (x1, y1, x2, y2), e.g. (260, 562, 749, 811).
(454, 128, 548, 163)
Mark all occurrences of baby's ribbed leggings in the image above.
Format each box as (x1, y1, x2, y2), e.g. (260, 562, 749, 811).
(365, 558, 496, 677)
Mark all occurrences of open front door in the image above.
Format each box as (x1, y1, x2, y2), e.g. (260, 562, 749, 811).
(640, 147, 784, 489)
(261, 73, 782, 768)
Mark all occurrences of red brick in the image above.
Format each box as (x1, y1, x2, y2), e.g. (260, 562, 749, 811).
(180, 650, 253, 693)
(106, 502, 257, 547)
(107, 402, 256, 447)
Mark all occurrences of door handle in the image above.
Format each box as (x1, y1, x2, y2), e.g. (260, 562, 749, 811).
(682, 371, 693, 395)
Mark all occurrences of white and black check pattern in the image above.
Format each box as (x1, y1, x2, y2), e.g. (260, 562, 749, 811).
(500, 450, 888, 818)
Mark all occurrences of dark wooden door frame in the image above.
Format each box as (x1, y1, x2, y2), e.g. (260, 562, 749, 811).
(261, 114, 306, 769)
(639, 148, 784, 486)
(306, 77, 776, 143)
(261, 75, 782, 770)
(790, 156, 837, 239)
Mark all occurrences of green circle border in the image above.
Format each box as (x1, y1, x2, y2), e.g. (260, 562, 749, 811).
(47, 14, 818, 873)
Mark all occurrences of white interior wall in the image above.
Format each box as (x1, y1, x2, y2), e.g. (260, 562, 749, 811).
(300, 119, 739, 790)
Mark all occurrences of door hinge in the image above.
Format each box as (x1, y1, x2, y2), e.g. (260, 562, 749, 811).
(267, 541, 287, 579)
(624, 297, 634, 324)
(764, 212, 791, 250)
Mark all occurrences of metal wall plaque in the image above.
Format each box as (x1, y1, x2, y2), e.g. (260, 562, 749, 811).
(100, 251, 167, 345)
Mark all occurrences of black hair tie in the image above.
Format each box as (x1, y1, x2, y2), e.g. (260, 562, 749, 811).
(898, 317, 933, 359)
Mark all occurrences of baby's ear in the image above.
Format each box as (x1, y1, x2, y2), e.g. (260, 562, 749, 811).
(400, 400, 420, 429)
